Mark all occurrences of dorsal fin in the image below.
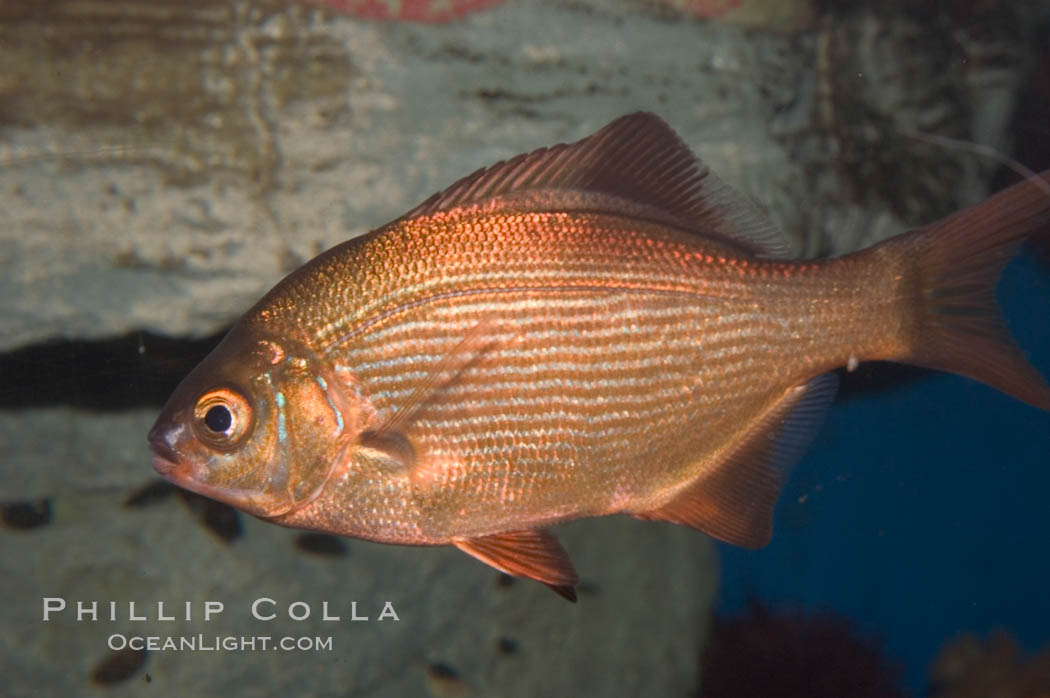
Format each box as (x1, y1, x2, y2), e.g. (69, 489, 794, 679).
(399, 112, 793, 258)
(634, 373, 839, 548)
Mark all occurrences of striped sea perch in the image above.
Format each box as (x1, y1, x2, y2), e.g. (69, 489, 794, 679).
(149, 113, 1050, 600)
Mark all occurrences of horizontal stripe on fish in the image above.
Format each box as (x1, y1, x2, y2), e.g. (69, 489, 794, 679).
(308, 216, 839, 349)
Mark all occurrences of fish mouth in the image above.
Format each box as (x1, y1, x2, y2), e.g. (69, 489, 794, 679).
(151, 454, 179, 477)
(146, 425, 253, 510)
(148, 425, 182, 477)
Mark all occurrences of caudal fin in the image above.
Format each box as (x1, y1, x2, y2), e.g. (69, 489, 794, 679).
(895, 170, 1050, 411)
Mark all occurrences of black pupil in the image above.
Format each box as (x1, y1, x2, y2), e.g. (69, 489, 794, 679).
(204, 405, 233, 433)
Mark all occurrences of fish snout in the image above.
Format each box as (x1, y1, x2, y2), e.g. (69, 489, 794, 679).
(148, 421, 182, 476)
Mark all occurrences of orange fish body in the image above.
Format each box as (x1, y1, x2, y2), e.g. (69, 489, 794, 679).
(149, 114, 1050, 600)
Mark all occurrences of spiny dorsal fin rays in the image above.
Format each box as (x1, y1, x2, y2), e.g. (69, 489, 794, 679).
(634, 372, 839, 548)
(397, 112, 793, 259)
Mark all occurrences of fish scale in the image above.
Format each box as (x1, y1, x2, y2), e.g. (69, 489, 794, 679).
(269, 211, 894, 540)
(149, 113, 1050, 599)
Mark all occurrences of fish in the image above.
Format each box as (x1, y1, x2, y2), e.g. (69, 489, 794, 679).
(148, 112, 1050, 601)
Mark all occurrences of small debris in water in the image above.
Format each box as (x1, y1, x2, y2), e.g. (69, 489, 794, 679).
(123, 479, 177, 508)
(496, 636, 519, 655)
(176, 491, 243, 543)
(293, 532, 348, 556)
(91, 647, 148, 685)
(1, 499, 52, 530)
(425, 662, 473, 698)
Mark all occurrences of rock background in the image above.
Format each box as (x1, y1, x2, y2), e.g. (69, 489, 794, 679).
(3, 495, 716, 697)
(1, 0, 1046, 696)
(0, 0, 1035, 351)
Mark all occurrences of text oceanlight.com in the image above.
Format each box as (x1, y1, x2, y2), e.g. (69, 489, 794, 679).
(107, 634, 334, 652)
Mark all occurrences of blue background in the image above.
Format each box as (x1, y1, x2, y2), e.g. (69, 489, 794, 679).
(716, 251, 1050, 694)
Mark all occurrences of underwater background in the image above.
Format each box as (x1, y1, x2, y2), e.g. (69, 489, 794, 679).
(2, 1, 1050, 696)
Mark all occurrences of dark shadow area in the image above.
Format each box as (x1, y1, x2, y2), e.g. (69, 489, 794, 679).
(0, 330, 226, 411)
(835, 362, 935, 403)
(1000, 15, 1050, 272)
(0, 328, 943, 412)
(999, 16, 1050, 185)
(699, 599, 909, 698)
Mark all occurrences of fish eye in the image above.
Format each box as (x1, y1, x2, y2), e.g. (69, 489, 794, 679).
(204, 404, 232, 432)
(192, 388, 252, 450)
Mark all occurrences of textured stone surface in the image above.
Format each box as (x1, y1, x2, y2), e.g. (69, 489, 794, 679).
(1, 488, 716, 697)
(0, 408, 155, 499)
(0, 0, 1031, 351)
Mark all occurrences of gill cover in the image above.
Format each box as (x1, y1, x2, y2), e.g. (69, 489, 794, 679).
(244, 338, 366, 518)
(151, 327, 368, 520)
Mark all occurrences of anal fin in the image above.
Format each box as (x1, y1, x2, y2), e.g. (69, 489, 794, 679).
(453, 529, 579, 602)
(635, 373, 839, 548)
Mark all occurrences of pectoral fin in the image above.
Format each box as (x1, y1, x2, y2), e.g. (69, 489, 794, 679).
(356, 320, 501, 487)
(635, 373, 838, 548)
(378, 319, 499, 435)
(453, 529, 579, 602)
